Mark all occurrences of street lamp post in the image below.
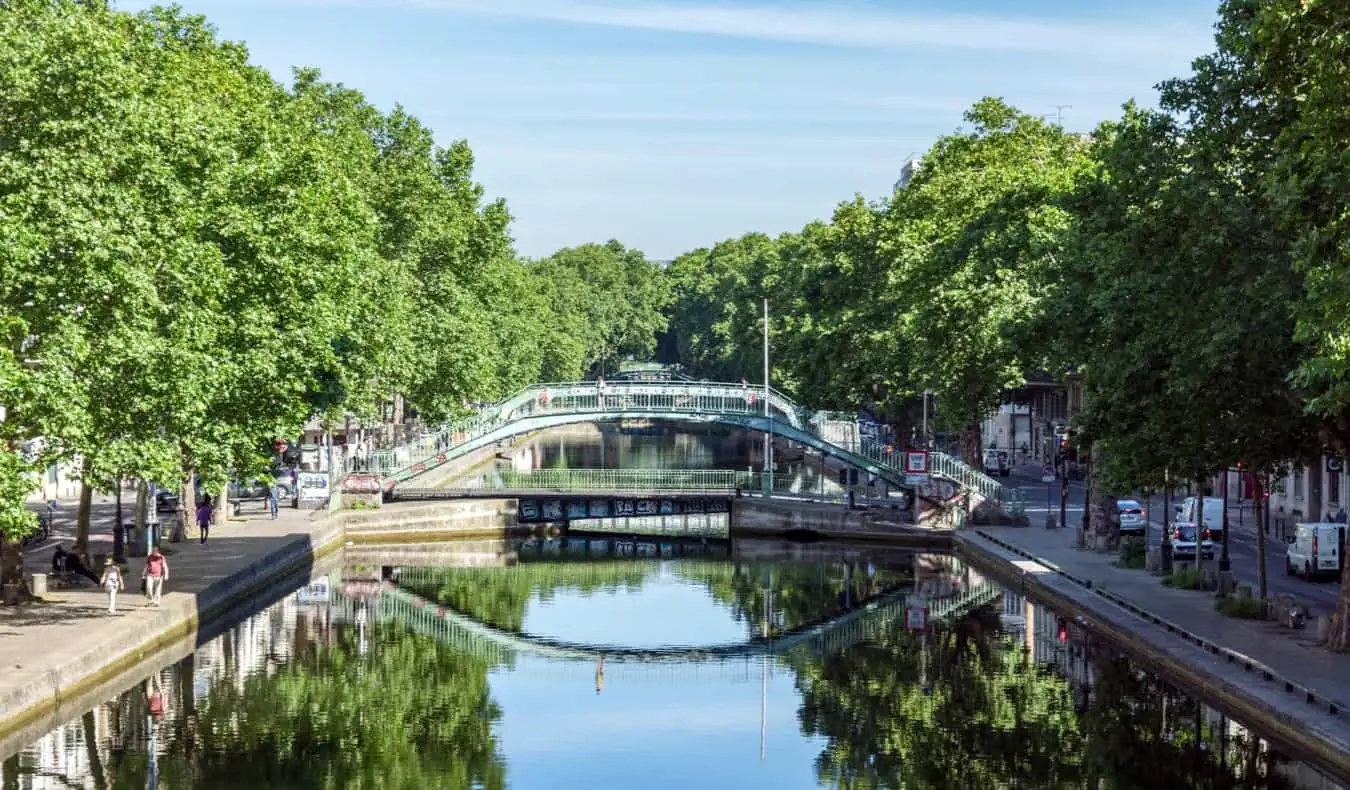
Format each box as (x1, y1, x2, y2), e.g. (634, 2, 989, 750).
(1161, 469, 1173, 573)
(1219, 469, 1232, 576)
(1058, 453, 1068, 529)
(762, 298, 773, 496)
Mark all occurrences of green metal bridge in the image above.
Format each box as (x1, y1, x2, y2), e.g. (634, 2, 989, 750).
(344, 573, 1003, 668)
(359, 380, 1023, 511)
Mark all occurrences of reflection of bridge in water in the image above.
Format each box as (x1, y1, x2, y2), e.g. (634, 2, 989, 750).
(331, 570, 1002, 681)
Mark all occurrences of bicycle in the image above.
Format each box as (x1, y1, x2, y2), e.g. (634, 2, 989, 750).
(19, 513, 51, 548)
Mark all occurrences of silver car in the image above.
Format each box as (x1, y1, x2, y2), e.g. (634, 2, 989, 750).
(1169, 523, 1214, 560)
(1117, 499, 1146, 536)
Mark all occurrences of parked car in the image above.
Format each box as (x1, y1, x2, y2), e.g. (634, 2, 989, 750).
(1116, 499, 1146, 536)
(154, 487, 180, 512)
(1169, 523, 1214, 560)
(1286, 522, 1345, 580)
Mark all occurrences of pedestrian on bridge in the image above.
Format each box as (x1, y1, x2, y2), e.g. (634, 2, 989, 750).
(596, 376, 607, 409)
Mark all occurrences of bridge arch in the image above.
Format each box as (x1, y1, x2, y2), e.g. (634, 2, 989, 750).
(379, 380, 1020, 511)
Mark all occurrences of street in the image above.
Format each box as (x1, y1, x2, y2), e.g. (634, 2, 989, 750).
(1006, 466, 1344, 615)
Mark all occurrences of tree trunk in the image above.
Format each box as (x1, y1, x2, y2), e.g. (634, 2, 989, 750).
(959, 421, 982, 468)
(134, 479, 147, 533)
(1253, 474, 1268, 600)
(215, 483, 228, 524)
(0, 535, 25, 597)
(181, 468, 197, 537)
(1088, 444, 1119, 551)
(81, 709, 109, 790)
(74, 476, 93, 557)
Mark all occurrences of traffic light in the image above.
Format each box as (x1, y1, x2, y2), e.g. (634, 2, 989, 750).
(1056, 617, 1068, 643)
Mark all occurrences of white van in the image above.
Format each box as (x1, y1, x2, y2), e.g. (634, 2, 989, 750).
(1178, 496, 1227, 538)
(1286, 522, 1345, 580)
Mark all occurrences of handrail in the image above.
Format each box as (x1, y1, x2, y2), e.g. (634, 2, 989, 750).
(354, 379, 1023, 511)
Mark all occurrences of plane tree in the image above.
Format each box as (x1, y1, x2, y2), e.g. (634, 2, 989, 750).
(877, 98, 1090, 466)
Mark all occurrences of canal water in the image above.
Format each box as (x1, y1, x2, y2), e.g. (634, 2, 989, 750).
(0, 539, 1342, 789)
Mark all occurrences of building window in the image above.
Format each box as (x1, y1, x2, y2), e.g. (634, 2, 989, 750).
(1294, 466, 1305, 499)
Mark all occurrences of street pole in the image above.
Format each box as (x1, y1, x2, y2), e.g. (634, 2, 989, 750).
(1058, 454, 1068, 530)
(1219, 470, 1232, 574)
(921, 391, 929, 447)
(763, 297, 772, 496)
(113, 482, 125, 564)
(1161, 469, 1173, 573)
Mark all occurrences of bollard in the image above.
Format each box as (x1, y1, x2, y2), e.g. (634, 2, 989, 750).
(29, 572, 47, 597)
(1317, 615, 1331, 642)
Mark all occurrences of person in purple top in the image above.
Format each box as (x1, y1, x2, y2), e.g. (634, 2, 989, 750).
(196, 496, 213, 544)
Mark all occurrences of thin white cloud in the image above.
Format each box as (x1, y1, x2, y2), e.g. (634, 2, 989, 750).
(404, 0, 1210, 60)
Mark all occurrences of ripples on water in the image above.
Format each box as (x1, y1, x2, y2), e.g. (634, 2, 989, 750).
(0, 540, 1343, 789)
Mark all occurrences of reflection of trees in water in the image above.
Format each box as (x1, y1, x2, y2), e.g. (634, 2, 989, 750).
(792, 608, 1299, 789)
(674, 561, 914, 637)
(402, 558, 912, 640)
(404, 562, 657, 632)
(96, 626, 505, 790)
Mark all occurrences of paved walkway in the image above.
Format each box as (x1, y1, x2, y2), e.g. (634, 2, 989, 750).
(974, 525, 1350, 703)
(0, 501, 329, 728)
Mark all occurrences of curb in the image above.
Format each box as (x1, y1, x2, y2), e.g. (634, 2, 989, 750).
(969, 528, 1348, 717)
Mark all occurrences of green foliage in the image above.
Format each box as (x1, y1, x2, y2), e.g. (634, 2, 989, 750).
(527, 241, 669, 381)
(121, 626, 507, 789)
(1162, 567, 1205, 590)
(0, 1, 671, 587)
(1216, 595, 1268, 620)
(1114, 535, 1147, 570)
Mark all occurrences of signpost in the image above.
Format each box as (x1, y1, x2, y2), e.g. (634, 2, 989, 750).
(904, 450, 930, 487)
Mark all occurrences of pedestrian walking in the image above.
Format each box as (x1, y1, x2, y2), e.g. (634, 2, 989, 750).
(143, 547, 168, 606)
(197, 497, 213, 544)
(596, 376, 607, 409)
(100, 558, 124, 614)
(267, 484, 279, 520)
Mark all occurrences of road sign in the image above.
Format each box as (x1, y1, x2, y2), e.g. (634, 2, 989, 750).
(1040, 464, 1056, 483)
(904, 450, 930, 474)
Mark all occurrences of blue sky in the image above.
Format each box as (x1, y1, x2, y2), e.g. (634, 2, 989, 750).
(116, 0, 1220, 260)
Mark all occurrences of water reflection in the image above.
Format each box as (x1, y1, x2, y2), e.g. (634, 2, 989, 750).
(478, 426, 847, 497)
(1, 542, 1343, 789)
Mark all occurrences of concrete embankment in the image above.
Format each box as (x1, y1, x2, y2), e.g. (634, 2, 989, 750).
(733, 498, 950, 548)
(955, 529, 1350, 784)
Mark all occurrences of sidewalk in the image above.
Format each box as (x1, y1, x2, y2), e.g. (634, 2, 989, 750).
(969, 525, 1350, 699)
(0, 503, 334, 732)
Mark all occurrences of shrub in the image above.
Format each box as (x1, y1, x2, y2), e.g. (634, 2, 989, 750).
(1115, 536, 1147, 569)
(1216, 596, 1268, 620)
(1162, 567, 1205, 589)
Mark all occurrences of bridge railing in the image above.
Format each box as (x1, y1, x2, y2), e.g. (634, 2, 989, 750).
(360, 379, 1023, 512)
(854, 438, 1025, 512)
(455, 468, 806, 493)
